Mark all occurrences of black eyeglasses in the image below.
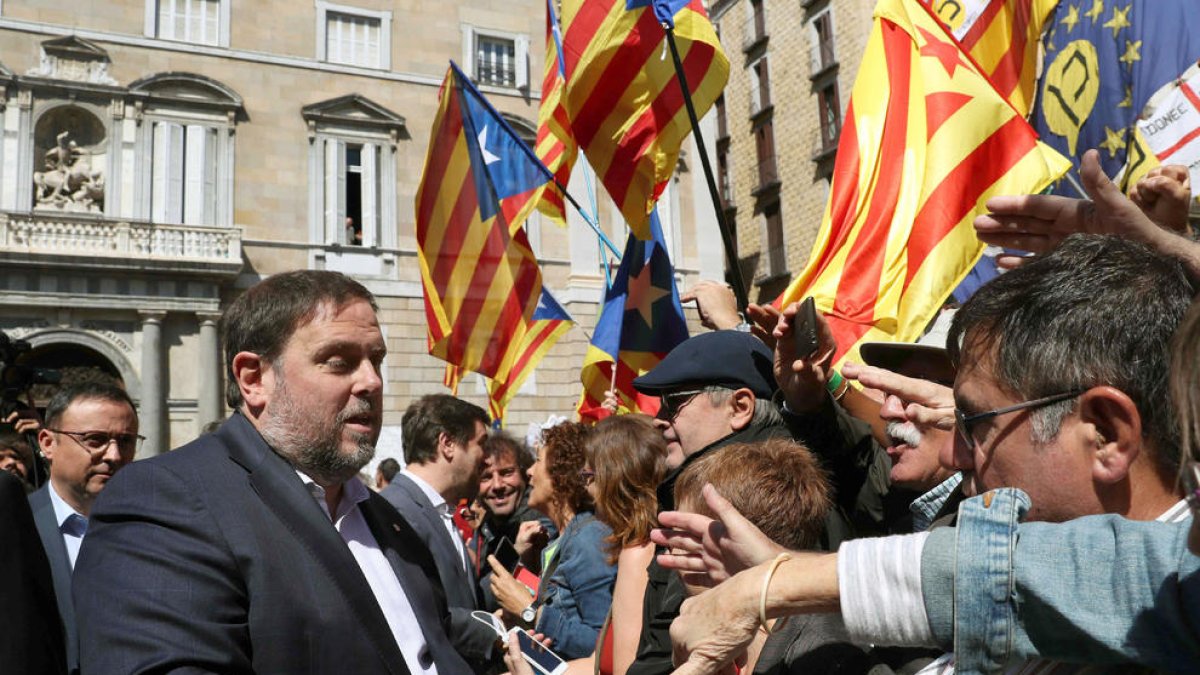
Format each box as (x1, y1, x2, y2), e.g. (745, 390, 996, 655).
(954, 389, 1085, 448)
(579, 469, 596, 486)
(657, 389, 706, 420)
(48, 429, 145, 455)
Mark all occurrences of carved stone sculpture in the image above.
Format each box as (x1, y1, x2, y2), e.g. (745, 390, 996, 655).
(33, 131, 104, 213)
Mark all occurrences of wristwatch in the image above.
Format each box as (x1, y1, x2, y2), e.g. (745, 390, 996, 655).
(521, 604, 537, 624)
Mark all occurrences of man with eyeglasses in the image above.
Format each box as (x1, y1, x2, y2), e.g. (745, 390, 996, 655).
(29, 381, 140, 675)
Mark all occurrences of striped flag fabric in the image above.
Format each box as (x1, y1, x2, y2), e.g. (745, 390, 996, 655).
(416, 64, 554, 385)
(577, 210, 688, 421)
(559, 0, 728, 239)
(534, 0, 577, 226)
(487, 283, 574, 421)
(923, 0, 1059, 116)
(776, 0, 1070, 366)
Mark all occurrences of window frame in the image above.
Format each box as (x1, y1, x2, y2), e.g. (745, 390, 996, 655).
(144, 0, 230, 48)
(316, 1, 392, 70)
(138, 108, 235, 228)
(461, 24, 530, 91)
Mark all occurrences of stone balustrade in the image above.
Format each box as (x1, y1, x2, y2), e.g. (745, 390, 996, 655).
(0, 211, 242, 263)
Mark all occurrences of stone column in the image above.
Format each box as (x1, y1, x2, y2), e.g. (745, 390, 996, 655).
(138, 311, 167, 458)
(196, 312, 223, 431)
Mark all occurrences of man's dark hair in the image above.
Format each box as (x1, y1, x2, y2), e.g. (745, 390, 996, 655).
(222, 270, 377, 409)
(377, 458, 401, 482)
(484, 431, 534, 474)
(44, 381, 137, 430)
(0, 427, 32, 458)
(401, 394, 489, 465)
(947, 234, 1192, 474)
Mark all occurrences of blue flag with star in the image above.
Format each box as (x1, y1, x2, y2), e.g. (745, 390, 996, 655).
(577, 209, 688, 420)
(1033, 0, 1200, 190)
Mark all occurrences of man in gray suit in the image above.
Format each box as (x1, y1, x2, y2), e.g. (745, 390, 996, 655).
(383, 394, 497, 670)
(29, 381, 140, 675)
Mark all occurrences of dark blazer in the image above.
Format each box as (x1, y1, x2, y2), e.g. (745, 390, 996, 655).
(73, 413, 473, 675)
(29, 483, 76, 675)
(3, 472, 67, 675)
(381, 473, 496, 665)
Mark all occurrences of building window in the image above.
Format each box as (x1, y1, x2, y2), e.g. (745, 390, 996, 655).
(817, 83, 841, 153)
(743, 0, 768, 51)
(808, 8, 837, 76)
(764, 201, 786, 278)
(148, 0, 228, 46)
(748, 56, 771, 117)
(462, 26, 529, 89)
(150, 122, 219, 225)
(316, 2, 392, 69)
(754, 119, 777, 189)
(322, 139, 383, 246)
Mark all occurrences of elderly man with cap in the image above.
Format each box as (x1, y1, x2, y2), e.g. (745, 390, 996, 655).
(625, 329, 851, 675)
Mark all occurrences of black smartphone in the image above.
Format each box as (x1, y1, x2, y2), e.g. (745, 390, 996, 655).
(796, 296, 819, 357)
(494, 536, 521, 573)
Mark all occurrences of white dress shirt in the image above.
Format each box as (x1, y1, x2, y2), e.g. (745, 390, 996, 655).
(297, 472, 439, 675)
(47, 481, 88, 569)
(400, 469, 468, 572)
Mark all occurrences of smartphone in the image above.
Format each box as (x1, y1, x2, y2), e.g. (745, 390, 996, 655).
(795, 296, 819, 358)
(494, 537, 521, 573)
(511, 628, 568, 675)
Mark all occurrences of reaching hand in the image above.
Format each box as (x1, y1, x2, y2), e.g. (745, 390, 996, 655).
(503, 636, 537, 675)
(840, 362, 955, 431)
(974, 149, 1164, 263)
(652, 484, 785, 588)
(1129, 164, 1192, 234)
(669, 566, 761, 675)
(5, 407, 42, 434)
(744, 303, 782, 350)
(773, 301, 837, 414)
(514, 520, 548, 559)
(681, 281, 740, 331)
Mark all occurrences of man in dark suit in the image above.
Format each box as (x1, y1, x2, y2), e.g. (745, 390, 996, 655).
(30, 381, 140, 675)
(382, 394, 497, 670)
(73, 270, 473, 675)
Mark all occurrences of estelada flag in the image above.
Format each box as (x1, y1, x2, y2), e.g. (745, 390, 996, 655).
(487, 282, 573, 422)
(577, 210, 688, 421)
(416, 63, 553, 382)
(777, 0, 1070, 366)
(559, 0, 728, 239)
(534, 0, 577, 226)
(923, 0, 1059, 116)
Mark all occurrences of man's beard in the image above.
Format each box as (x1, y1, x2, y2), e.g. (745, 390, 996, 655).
(260, 376, 377, 486)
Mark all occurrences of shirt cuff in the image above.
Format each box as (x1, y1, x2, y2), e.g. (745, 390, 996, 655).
(838, 532, 937, 647)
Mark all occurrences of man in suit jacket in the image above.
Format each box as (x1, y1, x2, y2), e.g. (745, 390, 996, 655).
(73, 270, 473, 675)
(29, 381, 140, 675)
(382, 394, 497, 670)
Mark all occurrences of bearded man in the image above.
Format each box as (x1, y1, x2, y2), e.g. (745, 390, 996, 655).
(73, 270, 472, 675)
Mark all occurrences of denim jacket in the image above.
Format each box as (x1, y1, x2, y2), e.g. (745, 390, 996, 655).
(919, 488, 1200, 674)
(535, 511, 617, 660)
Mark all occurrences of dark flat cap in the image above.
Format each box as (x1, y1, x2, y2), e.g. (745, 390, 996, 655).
(858, 342, 955, 386)
(633, 330, 777, 399)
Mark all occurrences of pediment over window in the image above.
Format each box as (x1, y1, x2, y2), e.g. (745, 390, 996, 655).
(301, 94, 406, 138)
(128, 72, 244, 117)
(41, 36, 110, 63)
(0, 60, 14, 81)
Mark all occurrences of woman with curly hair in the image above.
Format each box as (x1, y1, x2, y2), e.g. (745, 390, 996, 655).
(488, 422, 616, 660)
(585, 414, 668, 675)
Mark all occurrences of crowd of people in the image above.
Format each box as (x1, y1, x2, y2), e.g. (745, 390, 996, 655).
(2, 145, 1199, 675)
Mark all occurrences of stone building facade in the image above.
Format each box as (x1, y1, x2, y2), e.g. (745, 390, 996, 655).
(0, 1, 724, 461)
(708, 0, 873, 302)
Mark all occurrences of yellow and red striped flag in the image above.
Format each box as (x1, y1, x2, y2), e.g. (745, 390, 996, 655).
(534, 0, 577, 226)
(922, 0, 1058, 116)
(487, 283, 573, 421)
(559, 0, 728, 239)
(416, 65, 554, 387)
(777, 0, 1070, 366)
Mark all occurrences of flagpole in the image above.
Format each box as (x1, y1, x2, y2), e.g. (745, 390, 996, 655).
(660, 23, 749, 313)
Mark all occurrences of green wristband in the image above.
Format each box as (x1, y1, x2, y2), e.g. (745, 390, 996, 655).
(825, 370, 844, 394)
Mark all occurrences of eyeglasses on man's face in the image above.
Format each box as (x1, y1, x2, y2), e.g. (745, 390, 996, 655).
(657, 389, 707, 421)
(48, 429, 145, 455)
(954, 389, 1085, 449)
(578, 468, 596, 486)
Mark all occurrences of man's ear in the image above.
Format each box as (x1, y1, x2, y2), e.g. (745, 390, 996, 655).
(38, 428, 55, 464)
(1078, 386, 1142, 484)
(437, 432, 456, 462)
(232, 352, 270, 412)
(728, 388, 756, 431)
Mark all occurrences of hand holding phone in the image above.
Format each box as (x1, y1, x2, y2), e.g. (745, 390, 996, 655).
(795, 297, 820, 358)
